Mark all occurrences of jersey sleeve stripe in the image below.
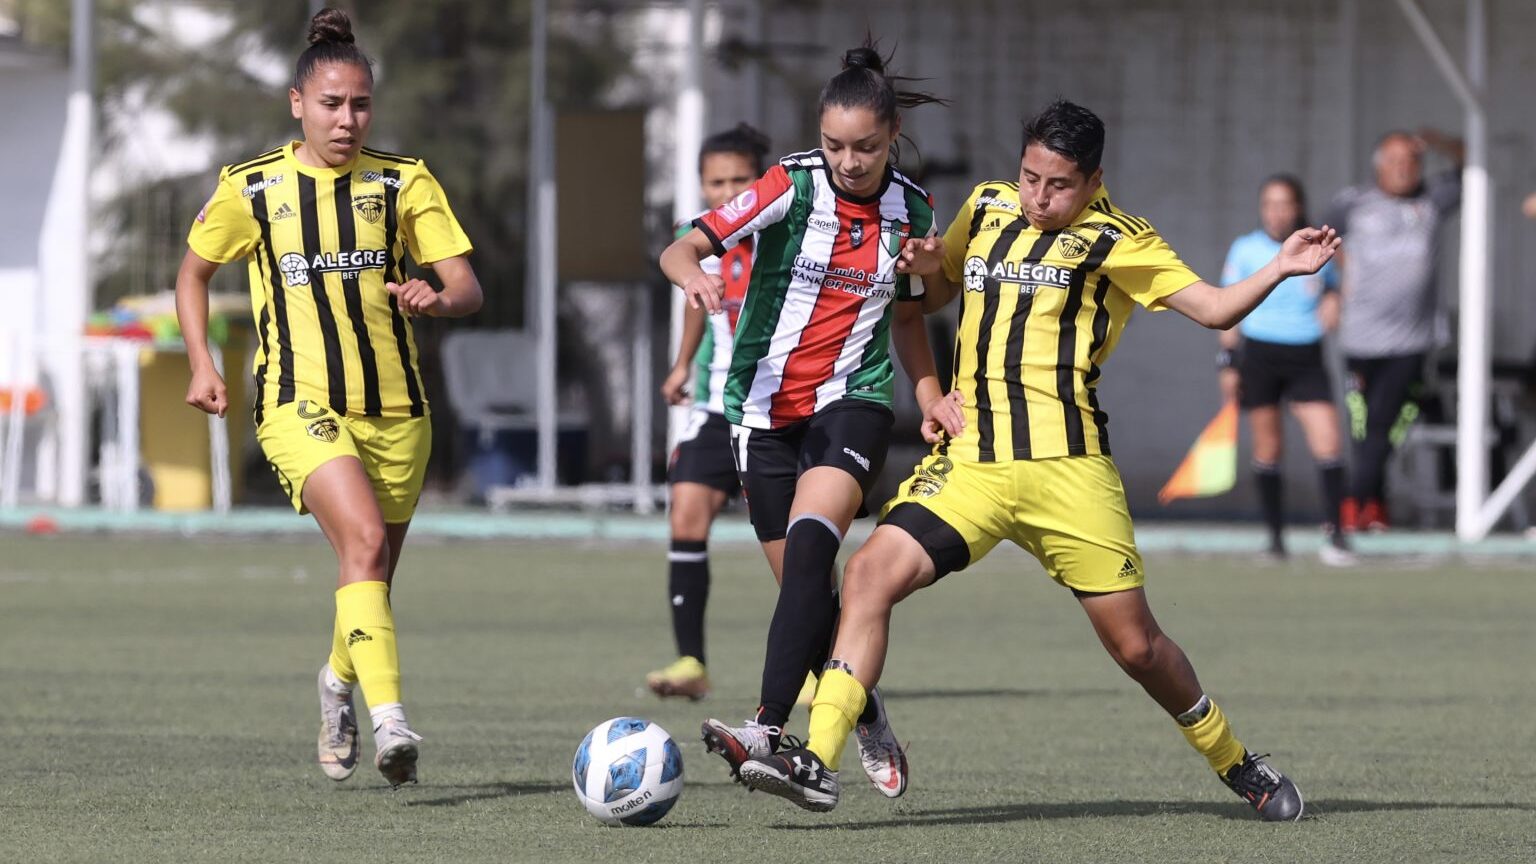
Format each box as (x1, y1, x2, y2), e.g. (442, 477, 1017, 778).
(382, 167, 426, 417)
(692, 217, 728, 257)
(332, 174, 383, 416)
(229, 148, 284, 175)
(360, 147, 419, 165)
(297, 174, 350, 415)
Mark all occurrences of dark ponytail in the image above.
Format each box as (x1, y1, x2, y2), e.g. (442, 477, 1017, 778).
(699, 123, 772, 175)
(817, 38, 946, 127)
(294, 8, 374, 90)
(1261, 173, 1309, 233)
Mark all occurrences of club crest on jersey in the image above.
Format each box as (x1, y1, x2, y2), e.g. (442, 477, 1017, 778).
(360, 170, 403, 189)
(1058, 229, 1091, 259)
(306, 418, 341, 443)
(849, 219, 865, 248)
(353, 193, 385, 224)
(882, 219, 910, 256)
(720, 188, 757, 220)
(241, 175, 284, 199)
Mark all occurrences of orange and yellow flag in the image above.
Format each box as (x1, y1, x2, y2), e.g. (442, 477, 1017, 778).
(1158, 401, 1239, 505)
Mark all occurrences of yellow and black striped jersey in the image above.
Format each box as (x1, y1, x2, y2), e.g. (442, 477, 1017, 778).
(938, 181, 1199, 461)
(188, 141, 472, 421)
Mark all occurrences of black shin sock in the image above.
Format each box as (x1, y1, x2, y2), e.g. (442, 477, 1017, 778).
(756, 516, 842, 730)
(1254, 462, 1284, 549)
(1317, 459, 1346, 536)
(667, 539, 710, 665)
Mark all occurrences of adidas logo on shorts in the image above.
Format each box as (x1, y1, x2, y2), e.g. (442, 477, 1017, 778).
(1118, 558, 1139, 579)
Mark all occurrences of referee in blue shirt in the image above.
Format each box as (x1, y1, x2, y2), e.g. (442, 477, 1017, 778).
(1219, 175, 1353, 565)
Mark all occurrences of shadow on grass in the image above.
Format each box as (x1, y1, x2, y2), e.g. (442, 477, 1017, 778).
(402, 781, 567, 807)
(877, 687, 1119, 701)
(775, 798, 1536, 829)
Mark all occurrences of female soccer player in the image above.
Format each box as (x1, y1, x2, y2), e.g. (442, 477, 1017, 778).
(1218, 175, 1353, 565)
(646, 124, 772, 700)
(738, 101, 1335, 822)
(175, 8, 482, 788)
(659, 43, 961, 798)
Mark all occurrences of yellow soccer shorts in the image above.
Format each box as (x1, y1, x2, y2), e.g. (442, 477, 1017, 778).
(880, 452, 1144, 594)
(256, 399, 432, 524)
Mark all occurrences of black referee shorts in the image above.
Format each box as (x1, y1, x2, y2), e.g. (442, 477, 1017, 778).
(1238, 338, 1334, 409)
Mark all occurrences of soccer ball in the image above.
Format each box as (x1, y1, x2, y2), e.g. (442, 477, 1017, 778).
(572, 717, 684, 826)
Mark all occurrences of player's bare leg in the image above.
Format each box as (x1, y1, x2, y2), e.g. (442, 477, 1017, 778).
(1079, 588, 1303, 821)
(306, 457, 419, 788)
(1291, 399, 1354, 566)
(739, 525, 934, 808)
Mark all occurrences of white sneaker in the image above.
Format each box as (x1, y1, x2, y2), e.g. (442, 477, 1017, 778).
(373, 718, 423, 788)
(316, 667, 359, 781)
(1318, 543, 1358, 567)
(854, 687, 908, 798)
(701, 718, 780, 778)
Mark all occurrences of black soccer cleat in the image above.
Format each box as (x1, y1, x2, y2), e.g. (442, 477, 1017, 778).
(1222, 751, 1304, 822)
(738, 746, 840, 812)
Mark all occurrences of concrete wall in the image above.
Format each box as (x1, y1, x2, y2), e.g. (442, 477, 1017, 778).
(0, 55, 69, 270)
(695, 0, 1536, 519)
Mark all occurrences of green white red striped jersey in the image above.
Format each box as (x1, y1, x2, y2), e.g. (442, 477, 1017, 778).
(693, 150, 935, 429)
(683, 216, 753, 415)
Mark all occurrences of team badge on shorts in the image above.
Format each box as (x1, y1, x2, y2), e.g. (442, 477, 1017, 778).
(307, 418, 341, 443)
(908, 456, 953, 498)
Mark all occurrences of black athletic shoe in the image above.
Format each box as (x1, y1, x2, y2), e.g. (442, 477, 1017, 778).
(1222, 751, 1304, 822)
(738, 746, 840, 812)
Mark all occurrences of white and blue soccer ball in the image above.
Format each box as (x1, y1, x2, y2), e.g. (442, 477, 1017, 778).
(572, 717, 684, 826)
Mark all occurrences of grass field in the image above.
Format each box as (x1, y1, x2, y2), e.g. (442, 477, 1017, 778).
(5, 532, 1534, 863)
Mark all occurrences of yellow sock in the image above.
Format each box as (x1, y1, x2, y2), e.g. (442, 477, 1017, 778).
(1178, 697, 1246, 775)
(335, 581, 400, 706)
(328, 612, 357, 685)
(807, 668, 866, 771)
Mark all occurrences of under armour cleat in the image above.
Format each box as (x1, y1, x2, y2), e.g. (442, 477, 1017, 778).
(316, 666, 359, 781)
(739, 746, 840, 812)
(373, 718, 423, 789)
(854, 686, 908, 798)
(701, 717, 779, 779)
(1222, 751, 1304, 822)
(646, 656, 711, 701)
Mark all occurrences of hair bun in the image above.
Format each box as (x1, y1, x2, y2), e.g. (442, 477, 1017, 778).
(842, 46, 884, 75)
(308, 8, 355, 46)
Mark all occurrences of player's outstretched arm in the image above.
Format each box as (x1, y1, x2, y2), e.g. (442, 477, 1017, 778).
(175, 249, 229, 418)
(391, 255, 483, 318)
(661, 228, 727, 314)
(895, 236, 959, 312)
(1162, 226, 1340, 330)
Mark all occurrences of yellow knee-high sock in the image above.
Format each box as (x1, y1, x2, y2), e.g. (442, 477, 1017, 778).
(328, 612, 357, 685)
(1177, 696, 1246, 775)
(807, 668, 867, 771)
(335, 581, 400, 707)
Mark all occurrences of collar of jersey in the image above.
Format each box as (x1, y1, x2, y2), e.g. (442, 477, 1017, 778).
(818, 152, 892, 205)
(282, 140, 358, 179)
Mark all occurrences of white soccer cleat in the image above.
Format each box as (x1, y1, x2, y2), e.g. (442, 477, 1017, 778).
(373, 718, 423, 788)
(316, 666, 359, 781)
(701, 718, 780, 779)
(854, 687, 908, 798)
